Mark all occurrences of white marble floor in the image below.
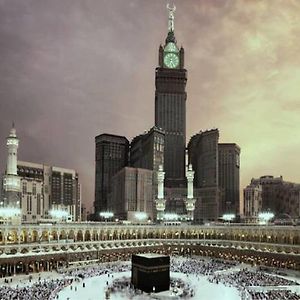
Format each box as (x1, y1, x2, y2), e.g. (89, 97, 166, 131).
(57, 271, 241, 300)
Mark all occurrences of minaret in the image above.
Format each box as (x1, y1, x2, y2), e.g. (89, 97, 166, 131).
(1, 123, 21, 223)
(6, 123, 19, 177)
(155, 165, 166, 221)
(184, 164, 196, 221)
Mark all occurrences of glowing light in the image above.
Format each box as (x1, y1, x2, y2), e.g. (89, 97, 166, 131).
(134, 212, 147, 221)
(99, 212, 114, 219)
(49, 209, 69, 219)
(258, 212, 274, 224)
(0, 208, 21, 217)
(163, 213, 179, 221)
(222, 214, 235, 221)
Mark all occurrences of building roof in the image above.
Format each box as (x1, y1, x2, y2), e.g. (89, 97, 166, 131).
(135, 253, 169, 259)
(95, 133, 129, 142)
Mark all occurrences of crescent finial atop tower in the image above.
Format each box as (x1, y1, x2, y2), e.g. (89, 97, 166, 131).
(167, 3, 176, 33)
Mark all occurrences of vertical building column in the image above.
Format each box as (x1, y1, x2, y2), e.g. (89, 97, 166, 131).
(155, 165, 166, 221)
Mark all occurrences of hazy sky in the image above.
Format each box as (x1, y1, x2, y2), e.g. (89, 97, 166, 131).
(0, 0, 300, 212)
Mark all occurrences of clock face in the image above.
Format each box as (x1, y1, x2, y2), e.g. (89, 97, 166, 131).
(164, 53, 179, 68)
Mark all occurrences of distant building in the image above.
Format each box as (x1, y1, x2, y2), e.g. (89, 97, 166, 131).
(244, 175, 300, 219)
(94, 134, 129, 219)
(110, 167, 153, 221)
(17, 161, 81, 222)
(218, 143, 240, 216)
(243, 183, 262, 218)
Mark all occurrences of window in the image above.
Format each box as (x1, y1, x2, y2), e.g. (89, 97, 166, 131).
(32, 183, 36, 195)
(22, 181, 27, 194)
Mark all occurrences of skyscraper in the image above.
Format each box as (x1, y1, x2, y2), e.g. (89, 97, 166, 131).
(218, 143, 241, 215)
(94, 134, 129, 218)
(188, 129, 219, 189)
(155, 5, 187, 187)
(188, 129, 221, 220)
(93, 6, 241, 223)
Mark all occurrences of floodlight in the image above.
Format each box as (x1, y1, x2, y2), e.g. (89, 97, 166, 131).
(135, 212, 147, 221)
(222, 214, 235, 221)
(49, 209, 69, 219)
(258, 212, 274, 224)
(99, 212, 114, 219)
(0, 207, 21, 218)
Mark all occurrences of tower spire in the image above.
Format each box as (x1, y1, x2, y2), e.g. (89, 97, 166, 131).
(167, 3, 176, 33)
(165, 4, 177, 44)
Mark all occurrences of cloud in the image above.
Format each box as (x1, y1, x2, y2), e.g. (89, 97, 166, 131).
(0, 0, 300, 211)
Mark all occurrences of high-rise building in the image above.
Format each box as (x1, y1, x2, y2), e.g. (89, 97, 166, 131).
(130, 126, 164, 172)
(218, 143, 241, 215)
(155, 6, 187, 187)
(188, 129, 219, 189)
(93, 6, 241, 223)
(17, 161, 81, 222)
(110, 167, 153, 221)
(50, 166, 80, 221)
(187, 129, 221, 221)
(94, 134, 129, 218)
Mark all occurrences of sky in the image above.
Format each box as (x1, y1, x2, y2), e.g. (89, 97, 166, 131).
(0, 0, 300, 213)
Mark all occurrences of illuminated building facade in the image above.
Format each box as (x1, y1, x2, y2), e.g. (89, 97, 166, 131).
(17, 161, 81, 222)
(0, 223, 299, 276)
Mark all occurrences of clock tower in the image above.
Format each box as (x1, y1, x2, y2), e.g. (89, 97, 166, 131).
(155, 4, 187, 187)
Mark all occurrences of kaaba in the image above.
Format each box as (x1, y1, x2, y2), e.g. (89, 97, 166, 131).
(131, 253, 170, 293)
